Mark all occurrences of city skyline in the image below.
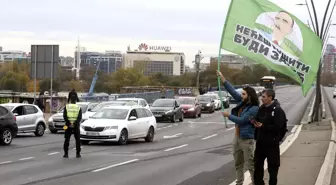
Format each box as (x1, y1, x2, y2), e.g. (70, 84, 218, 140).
(0, 0, 333, 66)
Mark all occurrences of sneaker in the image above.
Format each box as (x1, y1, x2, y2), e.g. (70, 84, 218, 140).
(76, 153, 81, 158)
(63, 154, 68, 158)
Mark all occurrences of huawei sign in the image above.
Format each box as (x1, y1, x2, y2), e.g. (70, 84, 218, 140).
(138, 43, 171, 52)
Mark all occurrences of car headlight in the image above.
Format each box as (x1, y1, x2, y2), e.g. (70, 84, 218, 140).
(105, 126, 118, 130)
(188, 108, 195, 111)
(80, 125, 85, 130)
(206, 103, 211, 106)
(48, 117, 53, 122)
(165, 110, 173, 114)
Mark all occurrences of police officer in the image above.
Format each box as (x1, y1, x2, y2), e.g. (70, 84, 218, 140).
(68, 89, 79, 103)
(63, 95, 82, 158)
(252, 89, 286, 185)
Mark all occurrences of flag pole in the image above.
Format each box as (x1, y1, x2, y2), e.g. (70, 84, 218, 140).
(217, 0, 235, 128)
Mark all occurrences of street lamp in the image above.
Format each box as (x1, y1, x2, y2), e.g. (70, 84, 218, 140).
(296, 1, 317, 33)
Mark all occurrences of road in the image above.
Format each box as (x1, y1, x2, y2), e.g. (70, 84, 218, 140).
(0, 86, 312, 185)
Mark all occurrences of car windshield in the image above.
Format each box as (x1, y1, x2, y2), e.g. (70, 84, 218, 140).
(91, 108, 129, 120)
(1, 105, 14, 111)
(117, 99, 138, 104)
(197, 96, 211, 102)
(177, 98, 195, 105)
(152, 99, 174, 107)
(91, 101, 128, 112)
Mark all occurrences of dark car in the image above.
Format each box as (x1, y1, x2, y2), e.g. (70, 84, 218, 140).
(197, 95, 215, 113)
(0, 105, 18, 145)
(177, 96, 202, 118)
(150, 99, 184, 123)
(228, 88, 243, 104)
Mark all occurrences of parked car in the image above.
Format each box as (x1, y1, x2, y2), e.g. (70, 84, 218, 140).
(1, 103, 46, 137)
(85, 101, 137, 117)
(204, 93, 222, 110)
(150, 99, 184, 123)
(197, 95, 216, 113)
(333, 88, 336, 98)
(48, 102, 98, 134)
(0, 105, 18, 145)
(228, 88, 243, 104)
(80, 106, 157, 145)
(116, 98, 150, 108)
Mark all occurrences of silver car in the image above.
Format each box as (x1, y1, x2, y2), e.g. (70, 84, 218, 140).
(1, 103, 46, 137)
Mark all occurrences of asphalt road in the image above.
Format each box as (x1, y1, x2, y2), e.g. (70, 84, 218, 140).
(0, 86, 313, 185)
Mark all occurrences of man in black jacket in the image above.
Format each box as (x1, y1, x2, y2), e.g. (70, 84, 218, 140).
(68, 89, 79, 103)
(252, 89, 286, 185)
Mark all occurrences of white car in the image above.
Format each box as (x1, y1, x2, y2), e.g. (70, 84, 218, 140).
(116, 98, 150, 108)
(333, 89, 336, 98)
(203, 93, 221, 110)
(85, 100, 138, 117)
(1, 103, 46, 136)
(80, 106, 157, 145)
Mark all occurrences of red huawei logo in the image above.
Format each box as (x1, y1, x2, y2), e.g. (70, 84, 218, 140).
(138, 43, 148, 51)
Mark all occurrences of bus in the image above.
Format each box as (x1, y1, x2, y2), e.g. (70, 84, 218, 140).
(260, 76, 276, 90)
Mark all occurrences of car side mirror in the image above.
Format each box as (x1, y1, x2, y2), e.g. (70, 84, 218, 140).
(13, 113, 19, 116)
(88, 108, 92, 111)
(129, 116, 137, 121)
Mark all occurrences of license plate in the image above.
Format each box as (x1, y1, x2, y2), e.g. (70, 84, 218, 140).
(87, 132, 99, 136)
(201, 107, 205, 109)
(55, 122, 64, 126)
(154, 114, 162, 117)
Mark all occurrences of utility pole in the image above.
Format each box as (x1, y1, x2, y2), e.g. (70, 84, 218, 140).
(195, 50, 203, 90)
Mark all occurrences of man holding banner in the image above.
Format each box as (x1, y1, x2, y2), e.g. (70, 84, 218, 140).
(218, 0, 322, 184)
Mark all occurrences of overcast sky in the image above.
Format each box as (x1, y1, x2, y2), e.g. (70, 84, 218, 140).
(0, 0, 334, 66)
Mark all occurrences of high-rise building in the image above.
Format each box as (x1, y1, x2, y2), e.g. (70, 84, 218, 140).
(322, 44, 336, 73)
(0, 50, 30, 63)
(123, 43, 185, 76)
(75, 51, 123, 74)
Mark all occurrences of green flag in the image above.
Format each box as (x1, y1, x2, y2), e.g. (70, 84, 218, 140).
(220, 0, 322, 96)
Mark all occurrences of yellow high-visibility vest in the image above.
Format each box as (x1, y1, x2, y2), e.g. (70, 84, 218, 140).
(66, 104, 80, 125)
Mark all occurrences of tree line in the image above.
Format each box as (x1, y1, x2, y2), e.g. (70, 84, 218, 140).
(0, 60, 297, 94)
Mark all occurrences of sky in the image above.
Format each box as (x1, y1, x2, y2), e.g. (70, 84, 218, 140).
(0, 0, 334, 66)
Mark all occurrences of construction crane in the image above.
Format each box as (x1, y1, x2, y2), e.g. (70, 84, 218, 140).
(87, 58, 101, 96)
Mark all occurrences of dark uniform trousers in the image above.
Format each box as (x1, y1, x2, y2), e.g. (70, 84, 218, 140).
(254, 141, 280, 185)
(63, 126, 81, 153)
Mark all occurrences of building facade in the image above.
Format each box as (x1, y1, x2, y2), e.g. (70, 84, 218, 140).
(322, 44, 336, 73)
(0, 50, 31, 63)
(124, 43, 185, 76)
(75, 50, 123, 74)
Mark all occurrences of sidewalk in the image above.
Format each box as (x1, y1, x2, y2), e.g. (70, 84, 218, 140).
(266, 121, 332, 185)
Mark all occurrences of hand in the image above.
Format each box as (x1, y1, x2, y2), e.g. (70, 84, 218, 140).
(222, 111, 230, 117)
(254, 122, 263, 128)
(216, 70, 226, 82)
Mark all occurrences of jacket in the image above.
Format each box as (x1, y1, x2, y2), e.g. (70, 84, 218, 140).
(223, 81, 258, 139)
(63, 105, 82, 128)
(255, 99, 285, 143)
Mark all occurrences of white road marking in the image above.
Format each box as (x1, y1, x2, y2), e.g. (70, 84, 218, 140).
(92, 159, 139, 172)
(164, 144, 188, 152)
(47, 152, 60, 156)
(19, 157, 34, 161)
(201, 134, 218, 140)
(163, 133, 183, 139)
(157, 128, 162, 130)
(167, 125, 172, 128)
(227, 127, 235, 131)
(173, 124, 178, 126)
(0, 161, 12, 165)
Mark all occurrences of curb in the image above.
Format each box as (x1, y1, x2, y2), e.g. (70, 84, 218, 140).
(321, 86, 326, 119)
(314, 120, 336, 185)
(308, 95, 316, 123)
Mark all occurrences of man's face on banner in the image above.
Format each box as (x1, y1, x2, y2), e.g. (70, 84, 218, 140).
(273, 11, 294, 41)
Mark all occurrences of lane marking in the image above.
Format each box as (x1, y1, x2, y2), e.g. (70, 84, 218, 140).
(47, 152, 60, 156)
(157, 128, 162, 130)
(0, 161, 12, 165)
(173, 124, 178, 126)
(201, 134, 218, 140)
(19, 157, 34, 161)
(227, 127, 235, 131)
(92, 159, 139, 172)
(167, 125, 172, 128)
(163, 133, 183, 139)
(164, 144, 188, 152)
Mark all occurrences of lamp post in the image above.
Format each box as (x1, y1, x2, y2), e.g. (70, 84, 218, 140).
(296, 1, 317, 33)
(195, 50, 204, 90)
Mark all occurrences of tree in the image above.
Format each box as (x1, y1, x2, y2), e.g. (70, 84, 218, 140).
(63, 80, 84, 92)
(39, 79, 61, 92)
(26, 80, 40, 92)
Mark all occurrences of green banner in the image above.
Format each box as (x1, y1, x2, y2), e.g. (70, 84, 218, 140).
(220, 0, 322, 96)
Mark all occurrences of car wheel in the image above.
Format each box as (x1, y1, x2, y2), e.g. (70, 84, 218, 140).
(34, 123, 45, 137)
(179, 113, 184, 122)
(50, 129, 58, 134)
(170, 114, 176, 123)
(118, 129, 128, 145)
(145, 126, 155, 142)
(1, 128, 13, 145)
(198, 112, 201, 117)
(81, 140, 90, 145)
